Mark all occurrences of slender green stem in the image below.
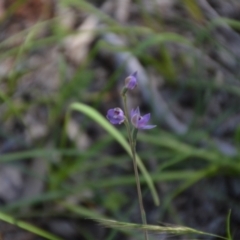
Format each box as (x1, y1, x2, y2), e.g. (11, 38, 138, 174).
(122, 94, 149, 240)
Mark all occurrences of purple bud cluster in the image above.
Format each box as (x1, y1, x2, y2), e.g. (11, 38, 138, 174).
(106, 72, 156, 130)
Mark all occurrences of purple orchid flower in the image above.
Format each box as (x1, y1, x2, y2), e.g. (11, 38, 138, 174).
(107, 107, 125, 125)
(125, 71, 137, 90)
(131, 107, 156, 129)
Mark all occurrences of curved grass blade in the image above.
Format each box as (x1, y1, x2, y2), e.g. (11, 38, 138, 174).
(134, 33, 192, 57)
(70, 102, 160, 206)
(94, 218, 227, 240)
(0, 211, 63, 240)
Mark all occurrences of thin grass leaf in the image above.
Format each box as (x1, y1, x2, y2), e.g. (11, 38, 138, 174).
(182, 0, 204, 22)
(0, 148, 86, 163)
(157, 44, 176, 82)
(94, 218, 227, 239)
(160, 166, 217, 219)
(226, 210, 232, 240)
(0, 0, 29, 24)
(139, 133, 240, 170)
(0, 211, 63, 240)
(1, 169, 211, 213)
(211, 17, 240, 31)
(58, 201, 105, 219)
(60, 0, 119, 27)
(134, 33, 192, 57)
(70, 102, 160, 206)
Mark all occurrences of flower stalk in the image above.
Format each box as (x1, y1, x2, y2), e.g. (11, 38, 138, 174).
(107, 72, 156, 240)
(122, 93, 149, 240)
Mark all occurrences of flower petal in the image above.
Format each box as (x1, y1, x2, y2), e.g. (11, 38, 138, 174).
(130, 107, 140, 119)
(107, 109, 114, 117)
(131, 114, 138, 127)
(139, 113, 150, 125)
(135, 107, 140, 115)
(130, 109, 135, 119)
(142, 124, 156, 129)
(132, 71, 137, 78)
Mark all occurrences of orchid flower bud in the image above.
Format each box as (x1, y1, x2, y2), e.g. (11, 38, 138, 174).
(106, 107, 125, 125)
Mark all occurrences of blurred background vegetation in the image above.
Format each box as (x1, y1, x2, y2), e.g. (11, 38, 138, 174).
(0, 0, 240, 239)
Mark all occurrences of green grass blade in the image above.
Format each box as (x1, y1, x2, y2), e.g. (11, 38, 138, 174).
(0, 211, 63, 240)
(182, 0, 204, 22)
(59, 201, 105, 219)
(0, 148, 87, 163)
(226, 210, 232, 240)
(212, 17, 240, 31)
(139, 133, 240, 170)
(1, 170, 199, 213)
(70, 102, 160, 206)
(134, 33, 192, 57)
(94, 218, 227, 239)
(61, 0, 118, 27)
